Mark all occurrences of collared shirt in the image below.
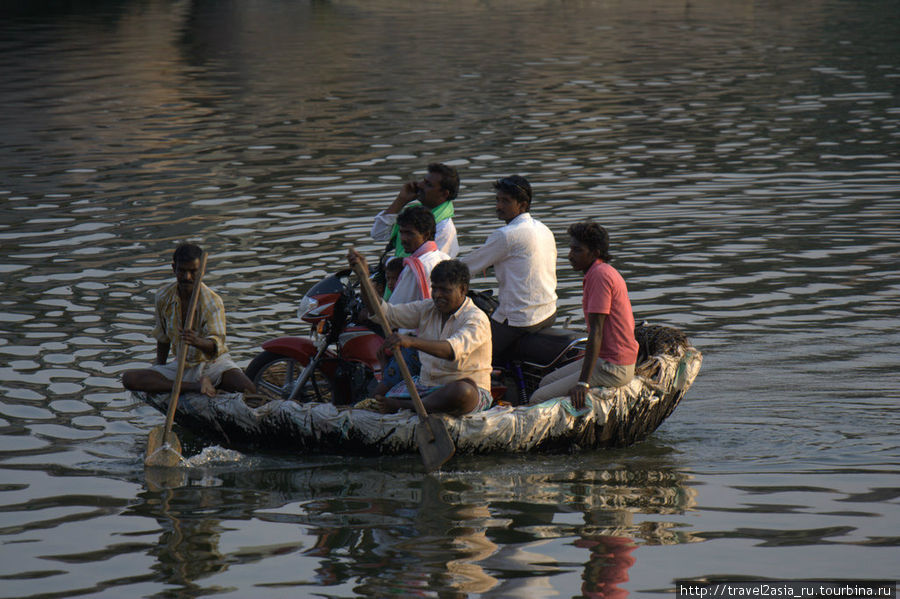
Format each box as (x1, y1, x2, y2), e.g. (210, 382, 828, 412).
(380, 296, 492, 392)
(461, 212, 557, 327)
(371, 210, 460, 258)
(583, 260, 639, 365)
(151, 281, 228, 366)
(389, 245, 450, 305)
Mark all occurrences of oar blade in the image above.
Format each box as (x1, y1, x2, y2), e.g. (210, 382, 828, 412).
(144, 425, 183, 467)
(415, 416, 455, 472)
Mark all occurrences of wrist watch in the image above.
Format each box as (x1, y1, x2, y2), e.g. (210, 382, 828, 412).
(576, 381, 590, 389)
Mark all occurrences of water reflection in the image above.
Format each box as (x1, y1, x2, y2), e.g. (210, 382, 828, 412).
(128, 457, 696, 596)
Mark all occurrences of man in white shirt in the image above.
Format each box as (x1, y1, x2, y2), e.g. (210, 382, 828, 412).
(370, 162, 460, 258)
(461, 175, 558, 363)
(386, 206, 451, 305)
(348, 253, 493, 416)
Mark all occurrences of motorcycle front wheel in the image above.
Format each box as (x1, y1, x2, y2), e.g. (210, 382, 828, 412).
(245, 350, 334, 403)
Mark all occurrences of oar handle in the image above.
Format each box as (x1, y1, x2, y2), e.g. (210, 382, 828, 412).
(351, 255, 431, 425)
(162, 252, 208, 440)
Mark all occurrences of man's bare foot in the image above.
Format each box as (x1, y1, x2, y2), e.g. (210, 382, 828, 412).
(374, 394, 397, 414)
(200, 376, 216, 397)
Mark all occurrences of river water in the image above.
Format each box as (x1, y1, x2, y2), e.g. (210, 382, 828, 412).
(1, 1, 898, 597)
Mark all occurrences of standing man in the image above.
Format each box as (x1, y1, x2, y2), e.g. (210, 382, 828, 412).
(529, 222, 638, 407)
(461, 175, 557, 364)
(123, 243, 256, 397)
(349, 251, 492, 416)
(371, 162, 460, 258)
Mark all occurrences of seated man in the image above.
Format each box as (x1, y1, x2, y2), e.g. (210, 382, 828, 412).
(123, 243, 256, 397)
(370, 162, 460, 258)
(461, 175, 557, 364)
(348, 251, 492, 416)
(529, 222, 638, 407)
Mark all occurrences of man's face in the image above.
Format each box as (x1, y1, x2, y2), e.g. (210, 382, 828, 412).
(495, 191, 527, 223)
(173, 258, 201, 294)
(418, 171, 448, 208)
(398, 223, 427, 254)
(568, 239, 597, 273)
(431, 279, 467, 315)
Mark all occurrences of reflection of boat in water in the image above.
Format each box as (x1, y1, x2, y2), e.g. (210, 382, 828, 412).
(137, 325, 701, 455)
(134, 456, 698, 596)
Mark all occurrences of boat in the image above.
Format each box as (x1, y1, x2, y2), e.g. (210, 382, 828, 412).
(136, 324, 702, 455)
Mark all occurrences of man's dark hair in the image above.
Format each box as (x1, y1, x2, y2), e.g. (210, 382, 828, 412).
(568, 221, 611, 262)
(493, 175, 532, 210)
(172, 242, 203, 263)
(397, 205, 436, 241)
(431, 259, 470, 289)
(428, 162, 460, 202)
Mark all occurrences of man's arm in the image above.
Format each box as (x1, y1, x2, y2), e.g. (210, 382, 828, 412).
(156, 341, 170, 365)
(383, 333, 454, 361)
(347, 248, 423, 330)
(460, 229, 506, 275)
(188, 290, 226, 359)
(183, 330, 217, 357)
(384, 182, 419, 215)
(371, 182, 420, 241)
(570, 312, 605, 409)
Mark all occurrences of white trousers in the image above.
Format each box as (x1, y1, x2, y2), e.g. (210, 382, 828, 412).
(529, 358, 634, 404)
(150, 353, 240, 387)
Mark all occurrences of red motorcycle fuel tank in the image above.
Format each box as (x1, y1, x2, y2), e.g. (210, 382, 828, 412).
(338, 326, 383, 371)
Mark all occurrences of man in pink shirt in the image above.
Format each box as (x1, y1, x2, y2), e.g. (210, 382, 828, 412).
(530, 222, 638, 407)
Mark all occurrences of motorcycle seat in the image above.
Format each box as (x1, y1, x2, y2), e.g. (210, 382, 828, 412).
(507, 327, 586, 367)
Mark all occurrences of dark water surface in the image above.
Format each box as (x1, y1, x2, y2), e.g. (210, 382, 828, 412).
(1, 1, 898, 597)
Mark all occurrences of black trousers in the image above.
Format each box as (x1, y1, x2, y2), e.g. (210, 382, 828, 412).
(491, 312, 556, 364)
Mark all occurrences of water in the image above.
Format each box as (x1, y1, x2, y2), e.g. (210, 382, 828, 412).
(1, 0, 899, 596)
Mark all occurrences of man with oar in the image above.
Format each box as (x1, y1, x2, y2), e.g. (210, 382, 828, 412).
(123, 243, 256, 398)
(348, 249, 493, 416)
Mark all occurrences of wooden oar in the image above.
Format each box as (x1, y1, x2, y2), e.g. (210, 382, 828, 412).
(145, 252, 208, 467)
(351, 257, 455, 472)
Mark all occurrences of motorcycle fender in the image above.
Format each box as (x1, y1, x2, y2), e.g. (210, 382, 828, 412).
(261, 337, 326, 363)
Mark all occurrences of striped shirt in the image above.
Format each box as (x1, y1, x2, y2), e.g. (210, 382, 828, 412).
(151, 281, 228, 366)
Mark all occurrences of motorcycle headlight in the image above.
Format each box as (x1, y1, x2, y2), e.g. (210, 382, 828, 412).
(297, 295, 318, 320)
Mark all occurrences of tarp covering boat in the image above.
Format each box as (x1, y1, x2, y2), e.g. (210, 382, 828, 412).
(137, 325, 701, 455)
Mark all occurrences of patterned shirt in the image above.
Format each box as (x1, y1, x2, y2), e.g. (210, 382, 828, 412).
(151, 281, 228, 366)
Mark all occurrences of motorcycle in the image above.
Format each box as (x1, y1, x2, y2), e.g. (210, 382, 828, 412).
(245, 270, 587, 406)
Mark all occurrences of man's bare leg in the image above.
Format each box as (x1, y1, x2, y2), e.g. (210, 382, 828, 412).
(220, 368, 256, 394)
(375, 379, 479, 417)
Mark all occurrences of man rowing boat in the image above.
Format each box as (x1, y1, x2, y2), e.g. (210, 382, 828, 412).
(122, 243, 256, 398)
(348, 249, 492, 416)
